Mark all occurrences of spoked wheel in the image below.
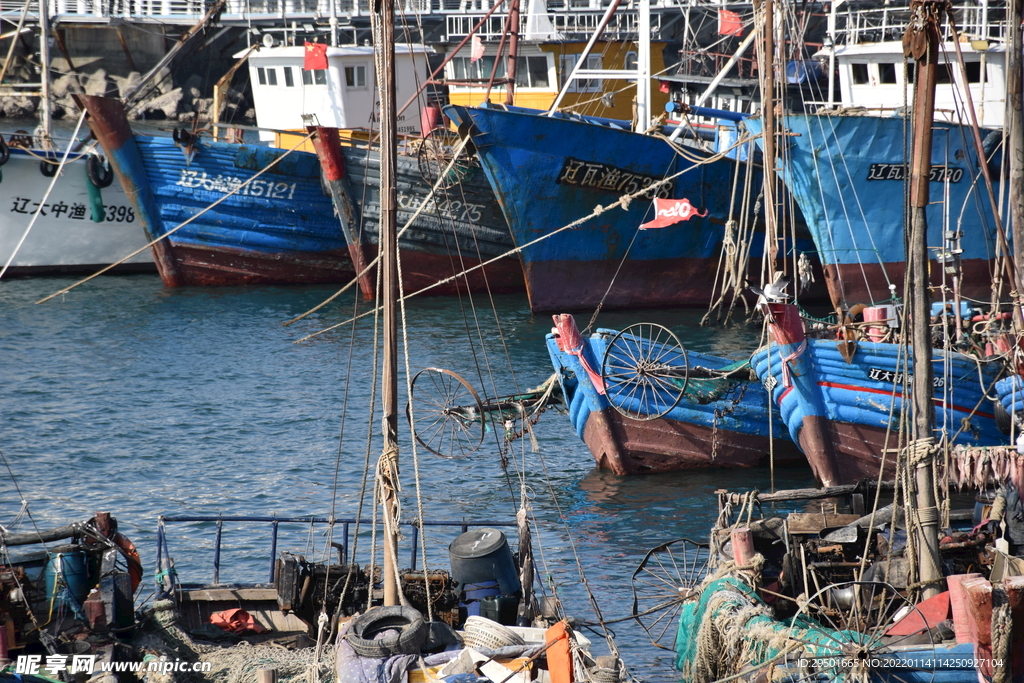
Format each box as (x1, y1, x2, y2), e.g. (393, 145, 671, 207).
(777, 581, 937, 683)
(630, 538, 711, 649)
(601, 323, 688, 421)
(407, 368, 485, 459)
(416, 128, 476, 189)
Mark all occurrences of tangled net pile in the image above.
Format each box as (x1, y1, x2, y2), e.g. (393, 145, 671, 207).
(135, 600, 336, 683)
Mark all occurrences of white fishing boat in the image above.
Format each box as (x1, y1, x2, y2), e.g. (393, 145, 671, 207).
(0, 141, 154, 276)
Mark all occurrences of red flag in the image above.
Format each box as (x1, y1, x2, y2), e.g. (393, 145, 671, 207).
(304, 42, 328, 70)
(470, 35, 485, 63)
(640, 198, 709, 230)
(718, 9, 744, 36)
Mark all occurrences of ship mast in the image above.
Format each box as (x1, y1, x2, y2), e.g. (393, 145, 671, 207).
(372, 0, 401, 606)
(903, 0, 943, 601)
(1008, 0, 1024, 285)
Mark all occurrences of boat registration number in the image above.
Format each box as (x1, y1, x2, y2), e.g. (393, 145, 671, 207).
(176, 170, 298, 200)
(556, 157, 673, 198)
(867, 163, 963, 183)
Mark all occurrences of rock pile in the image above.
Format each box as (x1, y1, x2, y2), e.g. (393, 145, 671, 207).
(0, 66, 254, 123)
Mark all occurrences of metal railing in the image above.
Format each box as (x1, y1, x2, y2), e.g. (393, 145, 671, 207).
(831, 0, 1008, 47)
(156, 514, 517, 586)
(0, 0, 679, 28)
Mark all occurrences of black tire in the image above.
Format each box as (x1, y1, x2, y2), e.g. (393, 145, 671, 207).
(87, 155, 114, 188)
(0, 137, 9, 166)
(994, 398, 1013, 435)
(40, 160, 58, 177)
(345, 606, 427, 658)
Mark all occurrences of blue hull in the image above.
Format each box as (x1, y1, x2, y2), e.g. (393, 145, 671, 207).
(547, 314, 799, 474)
(80, 96, 519, 290)
(750, 305, 1003, 485)
(744, 114, 1002, 310)
(445, 104, 820, 313)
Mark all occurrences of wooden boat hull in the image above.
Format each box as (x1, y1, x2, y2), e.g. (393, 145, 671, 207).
(0, 147, 154, 275)
(78, 95, 521, 293)
(752, 303, 1004, 486)
(581, 405, 798, 475)
(445, 103, 825, 313)
(745, 115, 1003, 311)
(548, 314, 801, 475)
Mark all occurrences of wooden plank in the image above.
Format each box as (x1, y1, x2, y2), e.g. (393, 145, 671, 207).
(179, 588, 279, 602)
(785, 512, 861, 535)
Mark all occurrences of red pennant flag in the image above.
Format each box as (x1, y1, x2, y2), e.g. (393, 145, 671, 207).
(718, 9, 744, 36)
(640, 198, 709, 230)
(304, 42, 328, 70)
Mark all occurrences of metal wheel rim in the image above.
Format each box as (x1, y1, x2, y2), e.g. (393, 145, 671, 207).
(780, 581, 937, 683)
(407, 367, 485, 459)
(630, 538, 711, 650)
(601, 323, 688, 421)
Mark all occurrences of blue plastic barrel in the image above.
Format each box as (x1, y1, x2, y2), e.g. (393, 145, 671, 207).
(44, 548, 90, 607)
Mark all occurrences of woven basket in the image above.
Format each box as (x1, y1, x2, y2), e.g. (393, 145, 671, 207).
(461, 616, 526, 650)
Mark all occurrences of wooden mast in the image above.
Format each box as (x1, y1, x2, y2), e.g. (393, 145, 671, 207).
(761, 0, 778, 270)
(373, 0, 401, 607)
(903, 0, 943, 600)
(1008, 0, 1024, 286)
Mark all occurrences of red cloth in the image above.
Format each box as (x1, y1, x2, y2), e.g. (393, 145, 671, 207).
(470, 35, 485, 63)
(885, 591, 951, 636)
(718, 9, 744, 36)
(640, 198, 708, 230)
(210, 608, 268, 634)
(304, 42, 328, 70)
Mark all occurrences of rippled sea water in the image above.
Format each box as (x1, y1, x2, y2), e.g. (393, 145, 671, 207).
(0, 275, 818, 681)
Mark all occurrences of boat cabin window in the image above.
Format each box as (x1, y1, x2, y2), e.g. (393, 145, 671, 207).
(257, 67, 266, 85)
(878, 63, 897, 84)
(850, 63, 869, 85)
(452, 56, 500, 81)
(345, 64, 367, 89)
(624, 51, 637, 71)
(302, 69, 328, 86)
(964, 60, 983, 83)
(283, 66, 295, 87)
(936, 63, 953, 84)
(515, 55, 550, 88)
(560, 54, 602, 93)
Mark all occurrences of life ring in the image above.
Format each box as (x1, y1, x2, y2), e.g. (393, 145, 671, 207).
(345, 606, 427, 658)
(111, 532, 143, 592)
(0, 137, 9, 166)
(86, 155, 114, 188)
(40, 160, 59, 177)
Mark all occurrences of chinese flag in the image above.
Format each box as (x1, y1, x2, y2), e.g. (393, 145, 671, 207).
(718, 9, 744, 36)
(640, 198, 709, 230)
(304, 42, 328, 70)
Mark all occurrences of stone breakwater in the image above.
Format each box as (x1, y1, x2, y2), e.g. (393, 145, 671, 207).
(0, 66, 253, 123)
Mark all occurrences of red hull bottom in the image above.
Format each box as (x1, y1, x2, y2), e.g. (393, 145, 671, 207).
(161, 243, 524, 294)
(582, 407, 804, 476)
(798, 416, 897, 486)
(825, 259, 997, 311)
(523, 257, 828, 313)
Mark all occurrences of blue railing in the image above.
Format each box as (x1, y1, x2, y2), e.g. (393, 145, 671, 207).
(156, 514, 517, 586)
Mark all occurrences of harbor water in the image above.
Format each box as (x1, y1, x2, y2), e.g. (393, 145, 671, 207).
(0, 275, 817, 680)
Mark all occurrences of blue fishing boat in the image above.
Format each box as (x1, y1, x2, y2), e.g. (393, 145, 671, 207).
(547, 314, 801, 475)
(445, 103, 821, 313)
(76, 96, 520, 292)
(750, 303, 1004, 486)
(743, 114, 1002, 312)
